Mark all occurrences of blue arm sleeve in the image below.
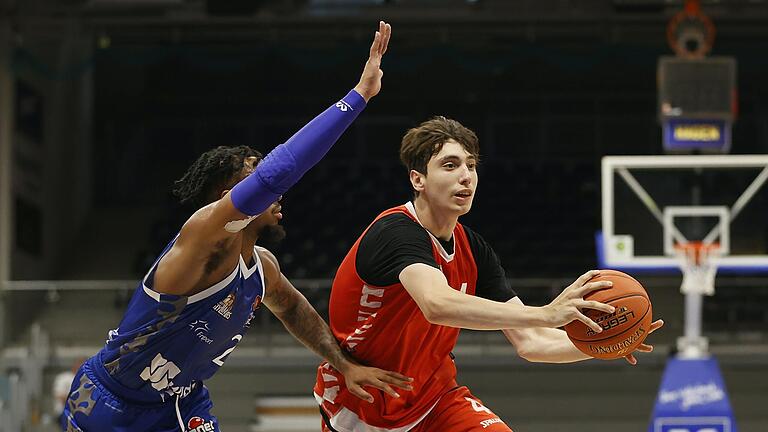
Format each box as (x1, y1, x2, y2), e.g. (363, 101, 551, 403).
(230, 89, 367, 216)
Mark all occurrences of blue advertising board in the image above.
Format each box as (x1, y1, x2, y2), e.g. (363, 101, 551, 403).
(650, 356, 737, 432)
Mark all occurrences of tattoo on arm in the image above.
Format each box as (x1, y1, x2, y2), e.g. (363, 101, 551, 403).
(271, 276, 348, 370)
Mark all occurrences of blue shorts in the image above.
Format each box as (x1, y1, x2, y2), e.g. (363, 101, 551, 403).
(61, 362, 220, 432)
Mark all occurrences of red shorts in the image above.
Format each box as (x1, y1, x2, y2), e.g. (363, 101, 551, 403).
(321, 386, 512, 432)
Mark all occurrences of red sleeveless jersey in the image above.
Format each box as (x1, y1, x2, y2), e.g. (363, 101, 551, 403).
(314, 202, 479, 431)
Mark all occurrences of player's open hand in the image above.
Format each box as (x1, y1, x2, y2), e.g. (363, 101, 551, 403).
(544, 270, 615, 334)
(341, 362, 413, 403)
(353, 21, 391, 102)
(623, 319, 664, 365)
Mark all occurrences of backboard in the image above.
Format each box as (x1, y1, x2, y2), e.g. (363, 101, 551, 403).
(599, 155, 768, 273)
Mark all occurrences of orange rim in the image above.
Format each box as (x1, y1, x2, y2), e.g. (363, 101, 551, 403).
(674, 241, 721, 265)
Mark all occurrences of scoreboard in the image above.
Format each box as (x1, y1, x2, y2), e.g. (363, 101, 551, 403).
(657, 57, 737, 153)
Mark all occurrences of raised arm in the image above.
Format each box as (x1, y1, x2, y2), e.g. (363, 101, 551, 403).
(226, 21, 391, 220)
(155, 22, 391, 294)
(193, 21, 391, 238)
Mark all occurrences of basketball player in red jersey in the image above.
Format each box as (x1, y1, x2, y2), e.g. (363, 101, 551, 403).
(314, 117, 664, 431)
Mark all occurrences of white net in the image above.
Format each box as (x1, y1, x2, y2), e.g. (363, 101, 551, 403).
(675, 242, 720, 296)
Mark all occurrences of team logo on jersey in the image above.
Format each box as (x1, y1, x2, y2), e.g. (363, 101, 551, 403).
(244, 295, 262, 329)
(213, 292, 236, 320)
(189, 320, 213, 344)
(186, 416, 215, 432)
(140, 353, 181, 392)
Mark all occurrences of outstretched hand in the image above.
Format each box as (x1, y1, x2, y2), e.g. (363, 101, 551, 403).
(354, 21, 392, 102)
(624, 319, 665, 365)
(341, 362, 413, 403)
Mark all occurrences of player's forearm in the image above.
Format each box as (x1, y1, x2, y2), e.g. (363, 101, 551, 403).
(426, 289, 553, 330)
(229, 90, 366, 216)
(401, 265, 555, 330)
(274, 294, 351, 372)
(508, 328, 592, 363)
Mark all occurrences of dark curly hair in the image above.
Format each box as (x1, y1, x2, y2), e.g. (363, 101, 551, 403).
(173, 145, 262, 209)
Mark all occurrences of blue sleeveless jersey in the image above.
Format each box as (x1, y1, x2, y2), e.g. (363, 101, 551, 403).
(93, 238, 266, 404)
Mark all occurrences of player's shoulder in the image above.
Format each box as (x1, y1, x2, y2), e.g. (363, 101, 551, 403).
(459, 223, 495, 252)
(255, 246, 280, 279)
(371, 212, 423, 229)
(366, 212, 427, 241)
(181, 201, 220, 230)
(459, 223, 485, 241)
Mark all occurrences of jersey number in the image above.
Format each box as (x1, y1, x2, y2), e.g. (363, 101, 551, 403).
(212, 334, 242, 366)
(465, 397, 492, 414)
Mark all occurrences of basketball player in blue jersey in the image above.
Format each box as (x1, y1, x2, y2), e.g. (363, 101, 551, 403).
(63, 22, 411, 432)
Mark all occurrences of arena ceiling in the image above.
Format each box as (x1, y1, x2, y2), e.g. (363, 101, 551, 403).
(2, 0, 768, 43)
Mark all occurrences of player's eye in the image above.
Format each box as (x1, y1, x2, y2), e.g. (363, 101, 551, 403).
(443, 162, 456, 169)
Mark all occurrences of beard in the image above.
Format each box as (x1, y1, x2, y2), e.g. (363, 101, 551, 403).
(256, 224, 287, 250)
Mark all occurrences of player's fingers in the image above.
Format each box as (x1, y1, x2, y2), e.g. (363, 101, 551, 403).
(368, 380, 400, 398)
(348, 384, 374, 403)
(381, 24, 392, 54)
(635, 343, 653, 352)
(579, 300, 615, 314)
(574, 270, 601, 287)
(385, 371, 413, 382)
(624, 354, 638, 365)
(369, 31, 381, 58)
(648, 319, 664, 333)
(380, 23, 391, 55)
(576, 280, 613, 297)
(378, 372, 413, 391)
(576, 311, 602, 334)
(373, 21, 385, 56)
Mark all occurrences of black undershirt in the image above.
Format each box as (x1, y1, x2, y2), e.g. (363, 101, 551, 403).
(355, 213, 516, 303)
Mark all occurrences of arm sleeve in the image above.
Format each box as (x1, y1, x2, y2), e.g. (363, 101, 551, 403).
(231, 89, 366, 216)
(463, 225, 517, 302)
(356, 214, 439, 287)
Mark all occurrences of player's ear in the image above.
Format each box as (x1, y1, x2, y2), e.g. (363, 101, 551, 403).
(409, 169, 426, 193)
(221, 189, 231, 200)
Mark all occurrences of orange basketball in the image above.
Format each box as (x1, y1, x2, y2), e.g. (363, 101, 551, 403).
(564, 270, 653, 360)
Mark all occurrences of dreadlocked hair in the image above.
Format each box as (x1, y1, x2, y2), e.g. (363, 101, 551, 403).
(173, 145, 262, 209)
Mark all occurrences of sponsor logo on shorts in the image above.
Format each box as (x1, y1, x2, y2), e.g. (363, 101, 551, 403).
(480, 418, 503, 428)
(213, 292, 236, 320)
(189, 320, 214, 344)
(187, 416, 215, 432)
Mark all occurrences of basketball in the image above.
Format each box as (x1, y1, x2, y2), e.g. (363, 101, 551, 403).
(564, 270, 653, 360)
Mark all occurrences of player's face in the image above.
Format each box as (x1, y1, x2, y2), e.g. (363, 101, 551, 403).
(419, 140, 478, 215)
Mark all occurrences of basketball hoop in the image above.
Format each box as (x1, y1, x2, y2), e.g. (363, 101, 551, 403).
(674, 241, 720, 296)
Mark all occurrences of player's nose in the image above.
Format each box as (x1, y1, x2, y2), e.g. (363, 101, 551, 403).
(458, 166, 472, 184)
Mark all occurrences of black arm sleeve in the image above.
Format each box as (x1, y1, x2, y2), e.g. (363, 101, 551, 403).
(463, 225, 517, 302)
(356, 214, 440, 287)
